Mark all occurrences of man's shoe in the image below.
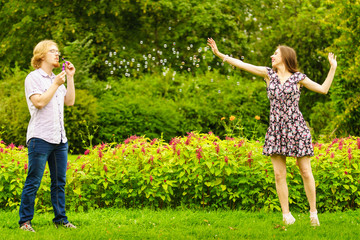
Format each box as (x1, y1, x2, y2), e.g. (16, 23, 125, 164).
(20, 221, 35, 232)
(54, 221, 77, 229)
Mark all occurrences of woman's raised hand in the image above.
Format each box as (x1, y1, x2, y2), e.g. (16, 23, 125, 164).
(328, 52, 337, 68)
(207, 38, 219, 55)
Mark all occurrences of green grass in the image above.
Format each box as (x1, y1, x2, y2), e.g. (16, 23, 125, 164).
(1, 208, 359, 240)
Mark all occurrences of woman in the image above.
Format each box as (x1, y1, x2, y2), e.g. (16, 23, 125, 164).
(207, 38, 337, 226)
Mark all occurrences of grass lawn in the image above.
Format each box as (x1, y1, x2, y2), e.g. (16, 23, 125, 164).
(1, 208, 359, 240)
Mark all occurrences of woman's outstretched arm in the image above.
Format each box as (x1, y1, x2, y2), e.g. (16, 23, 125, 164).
(301, 53, 337, 94)
(207, 38, 268, 78)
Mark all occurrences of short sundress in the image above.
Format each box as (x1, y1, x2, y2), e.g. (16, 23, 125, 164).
(262, 67, 314, 157)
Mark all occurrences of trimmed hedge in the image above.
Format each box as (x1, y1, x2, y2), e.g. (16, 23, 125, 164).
(1, 133, 359, 212)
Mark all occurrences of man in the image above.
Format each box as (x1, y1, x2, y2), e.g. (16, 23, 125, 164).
(19, 40, 76, 232)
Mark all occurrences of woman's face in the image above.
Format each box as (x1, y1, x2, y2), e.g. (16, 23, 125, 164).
(271, 48, 282, 68)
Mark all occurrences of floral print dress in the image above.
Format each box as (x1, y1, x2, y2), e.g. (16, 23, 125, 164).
(263, 67, 314, 157)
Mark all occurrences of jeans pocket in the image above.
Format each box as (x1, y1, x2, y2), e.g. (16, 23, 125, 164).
(27, 138, 37, 154)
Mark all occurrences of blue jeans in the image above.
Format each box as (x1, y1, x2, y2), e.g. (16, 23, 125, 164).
(19, 138, 69, 225)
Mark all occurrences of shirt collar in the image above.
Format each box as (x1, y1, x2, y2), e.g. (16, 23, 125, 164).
(37, 68, 56, 78)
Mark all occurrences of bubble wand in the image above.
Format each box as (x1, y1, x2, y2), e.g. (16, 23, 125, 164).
(62, 57, 68, 71)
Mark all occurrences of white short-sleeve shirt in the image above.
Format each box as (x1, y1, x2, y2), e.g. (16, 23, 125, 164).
(24, 68, 67, 144)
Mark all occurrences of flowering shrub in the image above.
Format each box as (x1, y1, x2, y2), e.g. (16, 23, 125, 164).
(1, 134, 359, 212)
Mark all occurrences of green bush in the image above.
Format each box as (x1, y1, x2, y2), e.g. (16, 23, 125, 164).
(0, 66, 29, 146)
(64, 89, 98, 153)
(1, 133, 359, 212)
(95, 71, 269, 144)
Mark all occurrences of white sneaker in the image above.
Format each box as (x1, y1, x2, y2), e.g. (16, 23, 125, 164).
(310, 211, 320, 226)
(283, 212, 296, 225)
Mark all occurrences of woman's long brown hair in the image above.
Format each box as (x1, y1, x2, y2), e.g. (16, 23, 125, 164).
(275, 45, 299, 73)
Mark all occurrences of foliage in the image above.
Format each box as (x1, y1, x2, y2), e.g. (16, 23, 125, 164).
(323, 0, 360, 137)
(95, 71, 269, 145)
(0, 66, 29, 145)
(64, 89, 98, 154)
(1, 133, 359, 212)
(1, 0, 359, 149)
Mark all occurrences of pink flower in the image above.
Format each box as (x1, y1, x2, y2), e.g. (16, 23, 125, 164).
(8, 143, 15, 149)
(225, 156, 228, 164)
(150, 175, 153, 182)
(330, 152, 335, 158)
(141, 147, 146, 154)
(348, 153, 352, 161)
(338, 140, 343, 150)
(150, 138, 157, 145)
(357, 138, 360, 149)
(98, 150, 104, 159)
(185, 136, 191, 145)
(208, 131, 213, 135)
(177, 149, 181, 156)
(149, 155, 154, 164)
(344, 171, 348, 175)
(18, 145, 24, 150)
(164, 180, 167, 183)
(24, 163, 28, 171)
(81, 164, 86, 170)
(196, 147, 203, 160)
(84, 149, 90, 155)
(103, 165, 108, 172)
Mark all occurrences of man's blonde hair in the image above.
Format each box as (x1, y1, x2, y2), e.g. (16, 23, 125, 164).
(31, 40, 58, 69)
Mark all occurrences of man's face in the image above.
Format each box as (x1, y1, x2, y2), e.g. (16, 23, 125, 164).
(44, 45, 60, 68)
